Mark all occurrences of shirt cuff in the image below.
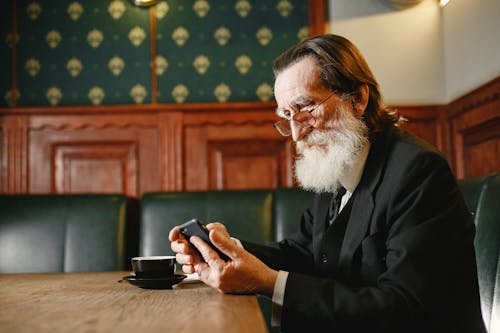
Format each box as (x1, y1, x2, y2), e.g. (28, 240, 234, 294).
(271, 270, 289, 327)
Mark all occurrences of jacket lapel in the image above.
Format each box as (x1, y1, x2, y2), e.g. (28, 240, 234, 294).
(337, 129, 394, 275)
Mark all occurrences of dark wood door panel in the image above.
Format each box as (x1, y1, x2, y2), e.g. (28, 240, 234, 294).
(29, 127, 159, 196)
(208, 139, 290, 190)
(184, 123, 292, 191)
(53, 142, 138, 195)
(462, 118, 500, 177)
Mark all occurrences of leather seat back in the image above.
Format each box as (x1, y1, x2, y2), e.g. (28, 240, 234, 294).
(273, 188, 314, 241)
(139, 190, 273, 256)
(459, 173, 500, 333)
(0, 194, 128, 273)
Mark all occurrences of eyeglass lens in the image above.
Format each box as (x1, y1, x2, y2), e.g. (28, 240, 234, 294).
(273, 91, 337, 137)
(274, 111, 314, 136)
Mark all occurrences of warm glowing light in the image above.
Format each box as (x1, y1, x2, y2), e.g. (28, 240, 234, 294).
(440, 0, 450, 7)
(131, 0, 158, 7)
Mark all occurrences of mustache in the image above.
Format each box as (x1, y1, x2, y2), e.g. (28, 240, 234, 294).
(293, 104, 369, 193)
(296, 104, 368, 155)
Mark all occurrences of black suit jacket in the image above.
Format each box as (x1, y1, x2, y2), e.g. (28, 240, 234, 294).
(244, 129, 485, 333)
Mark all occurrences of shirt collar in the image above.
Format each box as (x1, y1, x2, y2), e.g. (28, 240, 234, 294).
(339, 142, 370, 193)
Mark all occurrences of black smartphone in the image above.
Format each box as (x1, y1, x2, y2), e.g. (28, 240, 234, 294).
(178, 218, 229, 261)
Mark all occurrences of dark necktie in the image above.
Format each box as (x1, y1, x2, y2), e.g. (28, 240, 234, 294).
(328, 186, 346, 225)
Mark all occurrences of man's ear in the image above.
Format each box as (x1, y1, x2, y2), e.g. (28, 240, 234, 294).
(355, 84, 369, 116)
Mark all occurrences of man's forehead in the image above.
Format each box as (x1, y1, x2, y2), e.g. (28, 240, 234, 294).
(274, 57, 320, 96)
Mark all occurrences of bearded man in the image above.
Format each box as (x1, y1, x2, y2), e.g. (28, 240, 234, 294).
(169, 34, 485, 333)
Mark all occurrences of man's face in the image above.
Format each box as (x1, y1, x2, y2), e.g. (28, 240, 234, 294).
(274, 56, 347, 142)
(274, 56, 369, 193)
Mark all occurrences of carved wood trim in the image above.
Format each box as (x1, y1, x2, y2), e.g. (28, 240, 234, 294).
(309, 0, 327, 36)
(150, 5, 158, 104)
(1, 75, 498, 194)
(446, 77, 500, 178)
(28, 114, 159, 131)
(52, 141, 138, 196)
(0, 101, 277, 115)
(207, 139, 287, 190)
(1, 115, 28, 193)
(447, 77, 500, 118)
(158, 112, 184, 191)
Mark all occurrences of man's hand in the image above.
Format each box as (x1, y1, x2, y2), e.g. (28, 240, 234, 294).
(169, 223, 277, 297)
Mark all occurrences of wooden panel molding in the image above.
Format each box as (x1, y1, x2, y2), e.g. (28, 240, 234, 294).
(184, 121, 293, 191)
(1, 76, 498, 195)
(396, 105, 442, 152)
(308, 0, 327, 36)
(446, 77, 500, 178)
(27, 113, 161, 196)
(208, 139, 291, 190)
(0, 115, 28, 193)
(461, 118, 500, 177)
(53, 142, 138, 196)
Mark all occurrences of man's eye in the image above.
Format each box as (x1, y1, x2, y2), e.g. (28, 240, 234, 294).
(283, 110, 291, 118)
(299, 106, 314, 114)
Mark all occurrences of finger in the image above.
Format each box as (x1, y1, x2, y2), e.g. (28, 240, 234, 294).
(168, 226, 182, 242)
(209, 229, 244, 261)
(190, 236, 223, 266)
(170, 239, 190, 254)
(206, 222, 223, 230)
(206, 222, 230, 238)
(182, 264, 195, 274)
(194, 262, 210, 281)
(175, 253, 194, 265)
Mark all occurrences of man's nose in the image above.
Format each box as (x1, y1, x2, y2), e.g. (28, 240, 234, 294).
(290, 121, 312, 142)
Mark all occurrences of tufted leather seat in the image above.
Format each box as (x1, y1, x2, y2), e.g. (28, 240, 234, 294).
(273, 188, 315, 241)
(0, 194, 128, 273)
(139, 190, 274, 256)
(458, 173, 500, 333)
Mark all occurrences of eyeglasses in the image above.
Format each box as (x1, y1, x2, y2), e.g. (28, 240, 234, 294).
(273, 91, 337, 137)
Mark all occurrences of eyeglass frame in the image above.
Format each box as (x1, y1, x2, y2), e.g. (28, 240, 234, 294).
(273, 90, 338, 137)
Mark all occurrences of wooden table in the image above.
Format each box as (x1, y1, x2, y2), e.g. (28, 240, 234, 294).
(0, 271, 268, 333)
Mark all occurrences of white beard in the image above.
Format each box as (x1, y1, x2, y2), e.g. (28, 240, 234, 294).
(294, 104, 369, 194)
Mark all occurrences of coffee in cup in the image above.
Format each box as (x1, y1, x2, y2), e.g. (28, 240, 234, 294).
(131, 256, 176, 278)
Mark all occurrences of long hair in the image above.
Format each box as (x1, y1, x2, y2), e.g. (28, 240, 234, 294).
(273, 34, 400, 136)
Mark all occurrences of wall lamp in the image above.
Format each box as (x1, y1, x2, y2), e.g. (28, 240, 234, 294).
(131, 0, 158, 7)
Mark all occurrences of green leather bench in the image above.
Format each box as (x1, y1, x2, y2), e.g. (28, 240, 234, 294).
(138, 189, 316, 256)
(0, 194, 129, 273)
(138, 189, 314, 332)
(458, 173, 500, 333)
(139, 173, 499, 332)
(0, 173, 497, 331)
(139, 190, 276, 256)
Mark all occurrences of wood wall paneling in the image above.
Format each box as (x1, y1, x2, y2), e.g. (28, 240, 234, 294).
(52, 142, 138, 195)
(158, 112, 183, 191)
(0, 115, 28, 193)
(207, 139, 290, 190)
(27, 113, 160, 197)
(396, 106, 441, 151)
(447, 77, 500, 178)
(461, 118, 500, 177)
(0, 76, 498, 195)
(183, 106, 293, 191)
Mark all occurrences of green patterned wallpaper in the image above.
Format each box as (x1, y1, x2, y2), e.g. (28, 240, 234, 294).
(1, 0, 308, 107)
(1, 1, 13, 106)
